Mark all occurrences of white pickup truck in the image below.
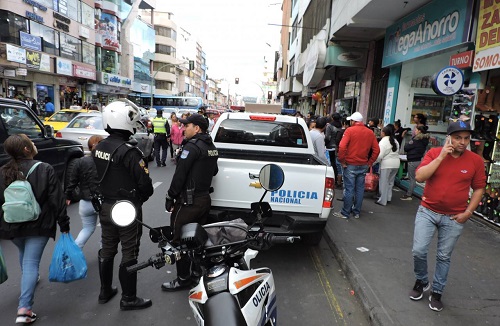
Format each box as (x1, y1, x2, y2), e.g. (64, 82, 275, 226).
(208, 112, 335, 245)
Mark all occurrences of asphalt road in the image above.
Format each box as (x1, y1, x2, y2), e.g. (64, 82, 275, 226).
(0, 160, 368, 325)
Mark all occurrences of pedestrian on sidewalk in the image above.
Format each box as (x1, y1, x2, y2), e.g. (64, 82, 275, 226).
(64, 135, 103, 248)
(401, 125, 429, 200)
(325, 113, 342, 185)
(335, 112, 379, 219)
(374, 126, 399, 206)
(310, 116, 329, 166)
(409, 120, 485, 312)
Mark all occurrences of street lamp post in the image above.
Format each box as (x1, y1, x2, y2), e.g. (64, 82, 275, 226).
(150, 61, 189, 109)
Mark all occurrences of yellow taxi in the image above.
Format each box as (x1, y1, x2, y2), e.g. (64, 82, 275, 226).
(44, 106, 99, 132)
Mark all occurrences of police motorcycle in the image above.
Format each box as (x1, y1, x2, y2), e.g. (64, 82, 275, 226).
(110, 164, 298, 326)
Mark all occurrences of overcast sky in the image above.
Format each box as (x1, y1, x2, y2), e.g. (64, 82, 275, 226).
(156, 0, 283, 97)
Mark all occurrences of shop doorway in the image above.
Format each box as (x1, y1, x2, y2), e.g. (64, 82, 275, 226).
(36, 85, 54, 115)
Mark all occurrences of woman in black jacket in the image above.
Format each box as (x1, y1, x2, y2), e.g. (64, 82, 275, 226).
(401, 125, 430, 200)
(65, 135, 103, 248)
(0, 134, 70, 324)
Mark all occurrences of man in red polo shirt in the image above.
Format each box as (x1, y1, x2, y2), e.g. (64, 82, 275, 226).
(335, 111, 380, 219)
(409, 120, 486, 312)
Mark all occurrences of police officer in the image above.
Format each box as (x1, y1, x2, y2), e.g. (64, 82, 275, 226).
(93, 99, 154, 310)
(152, 109, 170, 167)
(161, 113, 218, 291)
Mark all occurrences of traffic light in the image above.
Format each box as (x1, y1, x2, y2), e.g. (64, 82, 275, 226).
(235, 78, 239, 84)
(267, 91, 273, 100)
(189, 60, 195, 70)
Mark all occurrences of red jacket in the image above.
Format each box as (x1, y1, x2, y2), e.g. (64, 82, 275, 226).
(338, 122, 380, 166)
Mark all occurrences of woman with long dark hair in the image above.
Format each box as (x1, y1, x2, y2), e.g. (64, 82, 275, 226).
(0, 134, 70, 324)
(374, 126, 400, 206)
(412, 113, 427, 136)
(401, 125, 430, 200)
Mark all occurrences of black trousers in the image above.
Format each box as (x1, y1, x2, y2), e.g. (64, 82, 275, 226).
(170, 195, 211, 279)
(99, 201, 143, 265)
(154, 134, 168, 164)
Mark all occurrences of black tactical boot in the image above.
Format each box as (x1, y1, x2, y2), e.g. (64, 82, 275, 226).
(119, 260, 152, 311)
(98, 251, 118, 304)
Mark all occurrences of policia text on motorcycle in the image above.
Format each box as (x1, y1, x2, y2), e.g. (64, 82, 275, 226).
(162, 113, 219, 291)
(152, 110, 171, 167)
(92, 99, 155, 310)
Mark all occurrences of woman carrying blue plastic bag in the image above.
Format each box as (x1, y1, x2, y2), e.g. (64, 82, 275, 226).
(0, 134, 70, 325)
(49, 233, 87, 283)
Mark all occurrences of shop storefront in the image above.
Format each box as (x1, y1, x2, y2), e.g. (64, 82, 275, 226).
(382, 0, 476, 195)
(324, 43, 369, 117)
(470, 0, 500, 227)
(92, 72, 132, 108)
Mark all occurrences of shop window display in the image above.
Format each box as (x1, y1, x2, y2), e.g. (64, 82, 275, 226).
(472, 77, 500, 227)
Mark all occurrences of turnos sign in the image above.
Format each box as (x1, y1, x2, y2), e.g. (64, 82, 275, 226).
(382, 0, 473, 67)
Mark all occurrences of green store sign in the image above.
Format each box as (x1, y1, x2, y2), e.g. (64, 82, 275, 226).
(382, 0, 473, 67)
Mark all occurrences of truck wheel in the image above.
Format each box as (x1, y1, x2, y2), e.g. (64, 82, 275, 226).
(64, 158, 79, 201)
(301, 231, 323, 246)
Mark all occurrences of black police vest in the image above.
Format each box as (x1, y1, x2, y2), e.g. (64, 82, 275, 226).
(93, 137, 141, 200)
(186, 137, 218, 195)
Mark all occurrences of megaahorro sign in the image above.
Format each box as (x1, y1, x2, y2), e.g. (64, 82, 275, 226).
(382, 0, 473, 67)
(473, 0, 500, 72)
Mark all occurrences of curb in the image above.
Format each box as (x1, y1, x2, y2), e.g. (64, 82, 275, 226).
(323, 229, 395, 326)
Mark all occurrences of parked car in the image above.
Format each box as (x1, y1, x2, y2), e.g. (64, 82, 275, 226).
(0, 98, 84, 184)
(44, 107, 99, 132)
(55, 112, 154, 160)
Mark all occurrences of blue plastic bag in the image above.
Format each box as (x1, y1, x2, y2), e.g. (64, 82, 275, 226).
(49, 233, 87, 283)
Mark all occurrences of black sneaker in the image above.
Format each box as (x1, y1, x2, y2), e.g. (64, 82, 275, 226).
(429, 292, 443, 311)
(409, 280, 430, 300)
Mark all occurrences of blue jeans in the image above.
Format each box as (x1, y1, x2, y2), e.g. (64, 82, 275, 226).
(341, 164, 368, 217)
(75, 199, 98, 248)
(412, 205, 464, 294)
(12, 236, 49, 310)
(335, 157, 343, 177)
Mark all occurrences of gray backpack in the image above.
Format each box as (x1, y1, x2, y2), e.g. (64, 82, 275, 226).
(2, 162, 42, 223)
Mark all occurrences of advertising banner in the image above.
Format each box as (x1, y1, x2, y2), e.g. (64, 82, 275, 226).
(6, 44, 26, 64)
(473, 0, 500, 72)
(56, 57, 73, 76)
(26, 50, 41, 69)
(73, 64, 96, 80)
(20, 31, 42, 51)
(96, 12, 120, 52)
(40, 53, 51, 72)
(382, 0, 473, 67)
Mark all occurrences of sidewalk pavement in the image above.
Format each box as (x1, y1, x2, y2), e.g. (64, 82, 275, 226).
(324, 187, 500, 326)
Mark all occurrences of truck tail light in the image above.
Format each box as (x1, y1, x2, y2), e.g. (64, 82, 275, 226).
(55, 132, 62, 138)
(323, 177, 335, 208)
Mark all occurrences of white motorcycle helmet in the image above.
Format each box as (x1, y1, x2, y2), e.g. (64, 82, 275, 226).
(102, 99, 142, 135)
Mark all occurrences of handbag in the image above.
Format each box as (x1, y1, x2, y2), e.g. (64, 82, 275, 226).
(48, 233, 87, 283)
(365, 166, 379, 192)
(0, 244, 8, 284)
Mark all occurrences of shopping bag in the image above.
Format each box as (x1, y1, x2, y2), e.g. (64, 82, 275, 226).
(0, 244, 8, 284)
(49, 233, 87, 283)
(365, 166, 379, 192)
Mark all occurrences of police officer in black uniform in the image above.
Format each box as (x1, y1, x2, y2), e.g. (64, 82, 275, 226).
(161, 113, 218, 291)
(93, 99, 154, 310)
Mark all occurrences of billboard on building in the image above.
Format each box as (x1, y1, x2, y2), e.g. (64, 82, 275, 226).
(473, 0, 500, 72)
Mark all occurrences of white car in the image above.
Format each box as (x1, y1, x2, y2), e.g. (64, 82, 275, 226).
(56, 112, 154, 160)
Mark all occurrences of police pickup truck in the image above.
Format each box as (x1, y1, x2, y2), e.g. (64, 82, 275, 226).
(209, 112, 335, 245)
